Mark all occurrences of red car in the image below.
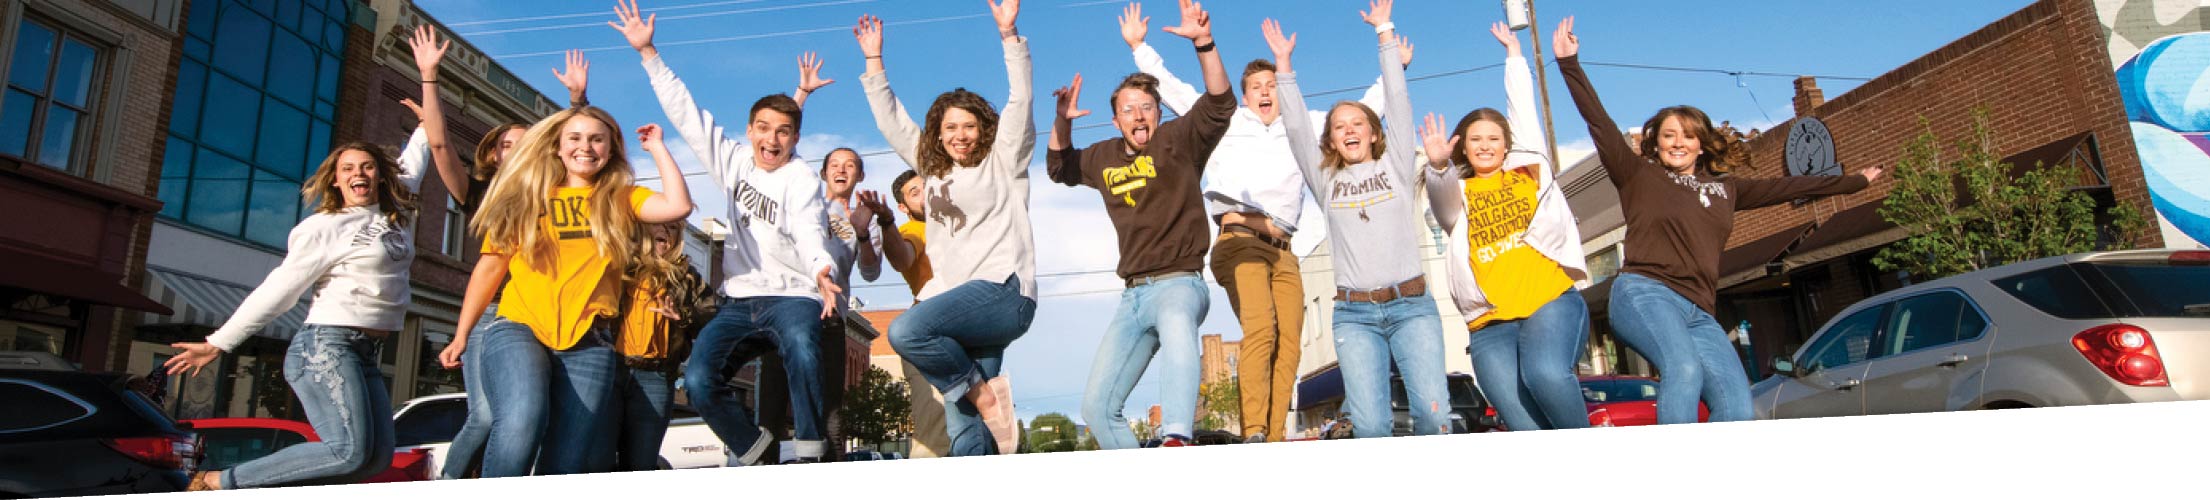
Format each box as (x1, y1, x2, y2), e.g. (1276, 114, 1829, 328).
(180, 418, 429, 483)
(1482, 375, 1712, 430)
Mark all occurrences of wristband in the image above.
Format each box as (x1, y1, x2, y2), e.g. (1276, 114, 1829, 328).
(1194, 41, 1216, 53)
(1374, 22, 1395, 34)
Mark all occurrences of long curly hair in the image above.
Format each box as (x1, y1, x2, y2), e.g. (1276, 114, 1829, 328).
(1319, 101, 1386, 170)
(469, 106, 640, 274)
(1637, 105, 1738, 175)
(301, 142, 416, 227)
(625, 222, 711, 328)
(916, 89, 999, 178)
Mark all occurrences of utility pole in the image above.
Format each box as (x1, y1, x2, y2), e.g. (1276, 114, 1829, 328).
(1507, 0, 1563, 175)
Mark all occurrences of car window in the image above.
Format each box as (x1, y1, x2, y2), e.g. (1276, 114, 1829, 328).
(394, 399, 468, 447)
(2082, 261, 2210, 318)
(1581, 380, 1657, 403)
(197, 427, 309, 470)
(1800, 306, 1886, 373)
(1992, 265, 2115, 319)
(0, 380, 94, 433)
(1447, 377, 1480, 407)
(1882, 291, 1988, 356)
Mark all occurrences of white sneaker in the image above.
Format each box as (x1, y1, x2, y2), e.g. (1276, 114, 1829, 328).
(726, 426, 772, 467)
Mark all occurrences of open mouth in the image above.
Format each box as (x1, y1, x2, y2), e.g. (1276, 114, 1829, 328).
(1255, 99, 1275, 115)
(570, 151, 600, 167)
(1343, 137, 1364, 151)
(348, 179, 370, 198)
(1130, 124, 1152, 145)
(830, 173, 851, 187)
(947, 142, 973, 158)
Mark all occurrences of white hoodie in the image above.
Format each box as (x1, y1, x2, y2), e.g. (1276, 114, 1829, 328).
(645, 55, 837, 300)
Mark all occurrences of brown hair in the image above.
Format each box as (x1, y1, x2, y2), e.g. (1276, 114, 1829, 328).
(1450, 108, 1513, 179)
(1319, 101, 1386, 170)
(917, 89, 999, 177)
(1110, 73, 1163, 114)
(891, 169, 924, 219)
(302, 142, 416, 227)
(470, 106, 641, 273)
(1637, 105, 1737, 175)
(750, 94, 804, 133)
(819, 147, 865, 180)
(1240, 59, 1276, 93)
(472, 123, 528, 184)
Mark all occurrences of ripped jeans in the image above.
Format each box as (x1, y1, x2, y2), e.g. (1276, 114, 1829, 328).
(223, 325, 396, 488)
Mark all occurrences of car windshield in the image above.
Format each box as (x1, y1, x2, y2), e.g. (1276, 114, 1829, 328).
(2086, 261, 2210, 318)
(1582, 380, 1658, 403)
(393, 399, 468, 447)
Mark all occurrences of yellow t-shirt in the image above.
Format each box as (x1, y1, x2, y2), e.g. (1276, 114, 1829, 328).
(616, 278, 673, 359)
(485, 186, 655, 350)
(1463, 167, 1574, 330)
(896, 220, 933, 296)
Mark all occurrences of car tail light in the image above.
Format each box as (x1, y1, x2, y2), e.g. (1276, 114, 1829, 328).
(1590, 408, 1614, 428)
(2072, 324, 2170, 386)
(104, 434, 195, 470)
(2171, 251, 2210, 265)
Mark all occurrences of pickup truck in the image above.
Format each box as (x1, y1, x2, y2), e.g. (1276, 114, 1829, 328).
(391, 393, 726, 476)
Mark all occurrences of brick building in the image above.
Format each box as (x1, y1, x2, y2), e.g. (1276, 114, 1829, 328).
(1198, 333, 1237, 388)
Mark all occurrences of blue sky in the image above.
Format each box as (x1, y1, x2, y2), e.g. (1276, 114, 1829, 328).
(418, 0, 2034, 426)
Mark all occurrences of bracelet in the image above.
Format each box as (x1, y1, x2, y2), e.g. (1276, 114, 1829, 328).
(1194, 41, 1216, 53)
(865, 55, 882, 59)
(1373, 22, 1395, 34)
(421, 79, 437, 84)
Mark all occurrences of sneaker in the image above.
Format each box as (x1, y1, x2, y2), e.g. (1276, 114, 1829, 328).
(726, 426, 773, 467)
(1243, 432, 1266, 444)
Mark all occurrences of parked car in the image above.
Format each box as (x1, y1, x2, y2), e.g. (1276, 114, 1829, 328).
(1576, 375, 1710, 427)
(182, 417, 428, 483)
(882, 452, 904, 460)
(1390, 372, 1499, 437)
(391, 393, 726, 476)
(0, 351, 197, 497)
(1751, 249, 2210, 420)
(843, 450, 884, 461)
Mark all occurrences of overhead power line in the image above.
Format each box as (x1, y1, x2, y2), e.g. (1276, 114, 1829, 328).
(457, 0, 874, 37)
(445, 0, 778, 27)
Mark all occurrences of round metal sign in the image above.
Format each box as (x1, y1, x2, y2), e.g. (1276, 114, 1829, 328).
(1785, 117, 1838, 177)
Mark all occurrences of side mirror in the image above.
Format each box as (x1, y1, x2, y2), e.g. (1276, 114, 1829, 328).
(1770, 357, 1796, 377)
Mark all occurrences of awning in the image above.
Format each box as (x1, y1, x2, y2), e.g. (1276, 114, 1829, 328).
(140, 266, 308, 341)
(0, 245, 170, 314)
(1716, 223, 1815, 289)
(1295, 362, 1344, 410)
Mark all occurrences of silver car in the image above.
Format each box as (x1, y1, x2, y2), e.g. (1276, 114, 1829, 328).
(1752, 249, 2210, 419)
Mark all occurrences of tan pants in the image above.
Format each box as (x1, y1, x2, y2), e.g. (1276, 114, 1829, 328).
(1209, 232, 1305, 442)
(900, 359, 951, 457)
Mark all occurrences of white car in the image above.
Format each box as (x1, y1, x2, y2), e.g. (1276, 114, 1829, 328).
(392, 393, 728, 476)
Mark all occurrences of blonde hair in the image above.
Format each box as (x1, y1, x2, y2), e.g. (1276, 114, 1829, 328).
(625, 222, 707, 323)
(301, 142, 416, 226)
(469, 106, 640, 274)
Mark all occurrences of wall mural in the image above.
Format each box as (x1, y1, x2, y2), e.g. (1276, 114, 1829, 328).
(2099, 0, 2210, 248)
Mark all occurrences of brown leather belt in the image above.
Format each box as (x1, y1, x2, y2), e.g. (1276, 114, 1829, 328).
(1222, 224, 1290, 251)
(1335, 276, 1427, 304)
(624, 355, 679, 372)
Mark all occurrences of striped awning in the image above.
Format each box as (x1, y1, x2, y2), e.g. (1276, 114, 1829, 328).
(140, 266, 309, 341)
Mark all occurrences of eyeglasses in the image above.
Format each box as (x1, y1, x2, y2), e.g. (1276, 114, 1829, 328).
(1118, 103, 1157, 114)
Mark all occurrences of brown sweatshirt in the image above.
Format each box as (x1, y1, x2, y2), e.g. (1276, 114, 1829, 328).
(1559, 55, 1869, 315)
(1048, 90, 1237, 280)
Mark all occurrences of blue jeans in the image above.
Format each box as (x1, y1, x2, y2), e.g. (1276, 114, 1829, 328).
(684, 296, 826, 460)
(471, 315, 550, 478)
(889, 275, 1036, 457)
(1082, 275, 1208, 449)
(1467, 290, 1591, 431)
(613, 366, 675, 471)
(439, 304, 497, 480)
(224, 325, 395, 488)
(536, 329, 619, 475)
(1607, 272, 1753, 424)
(1334, 292, 1449, 439)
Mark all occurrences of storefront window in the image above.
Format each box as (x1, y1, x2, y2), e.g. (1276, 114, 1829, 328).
(415, 320, 462, 397)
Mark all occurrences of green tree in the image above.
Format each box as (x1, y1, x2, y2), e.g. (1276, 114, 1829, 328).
(838, 366, 911, 446)
(1874, 108, 2145, 280)
(1023, 412, 1082, 453)
(1196, 381, 1241, 432)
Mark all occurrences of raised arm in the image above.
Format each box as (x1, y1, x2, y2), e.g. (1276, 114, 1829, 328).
(1123, 2, 1199, 115)
(987, 0, 1037, 175)
(1365, 1, 1418, 181)
(1046, 74, 1091, 187)
(1731, 166, 1881, 210)
(1348, 35, 1414, 120)
(556, 49, 590, 108)
(1551, 16, 1644, 186)
(633, 123, 695, 223)
(1266, 19, 1325, 189)
(855, 15, 925, 167)
(793, 52, 836, 109)
(440, 252, 510, 369)
(1496, 22, 1548, 171)
(1419, 113, 1465, 233)
(204, 223, 342, 354)
(619, 0, 746, 190)
(851, 191, 890, 283)
(1161, 0, 1229, 97)
(406, 25, 467, 204)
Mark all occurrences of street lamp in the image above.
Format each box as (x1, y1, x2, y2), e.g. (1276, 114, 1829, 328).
(1503, 0, 1562, 174)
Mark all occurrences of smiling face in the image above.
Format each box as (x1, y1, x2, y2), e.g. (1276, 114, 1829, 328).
(896, 173, 926, 219)
(938, 107, 982, 164)
(822, 149, 863, 200)
(1243, 69, 1280, 124)
(1113, 87, 1162, 153)
(748, 108, 799, 169)
(329, 149, 380, 207)
(1462, 119, 1510, 175)
(1324, 103, 1379, 165)
(1654, 115, 1704, 172)
(558, 114, 613, 186)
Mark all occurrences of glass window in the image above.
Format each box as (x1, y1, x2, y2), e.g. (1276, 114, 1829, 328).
(171, 61, 206, 139)
(443, 197, 466, 258)
(5, 17, 106, 172)
(306, 119, 331, 173)
(415, 320, 462, 397)
(394, 398, 467, 447)
(322, 17, 343, 52)
(1992, 265, 2114, 320)
(35, 107, 78, 168)
(255, 98, 307, 173)
(159, 137, 194, 219)
(1800, 306, 1885, 373)
(186, 149, 249, 234)
(265, 32, 314, 107)
(187, 0, 219, 40)
(212, 7, 271, 87)
(7, 21, 55, 92)
(315, 53, 339, 105)
(0, 380, 90, 432)
(249, 0, 275, 16)
(51, 39, 96, 108)
(184, 36, 210, 61)
(246, 167, 299, 249)
(200, 72, 260, 157)
(0, 90, 33, 157)
(2084, 261, 2210, 318)
(194, 427, 309, 471)
(1881, 291, 1988, 356)
(274, 0, 300, 33)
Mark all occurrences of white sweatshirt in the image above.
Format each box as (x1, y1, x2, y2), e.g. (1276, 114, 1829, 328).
(863, 35, 1037, 301)
(206, 127, 430, 351)
(645, 55, 838, 300)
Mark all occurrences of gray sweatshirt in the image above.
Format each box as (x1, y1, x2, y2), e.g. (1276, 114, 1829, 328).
(1281, 39, 1423, 291)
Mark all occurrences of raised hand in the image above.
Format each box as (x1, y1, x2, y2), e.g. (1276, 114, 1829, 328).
(798, 52, 835, 93)
(1419, 113, 1456, 169)
(611, 0, 657, 56)
(1160, 0, 1211, 43)
(1552, 16, 1577, 59)
(1489, 21, 1520, 53)
(1261, 19, 1296, 71)
(408, 25, 449, 81)
(854, 15, 884, 58)
(399, 98, 428, 123)
(1858, 163, 1886, 183)
(1396, 34, 1415, 66)
(857, 190, 894, 224)
(163, 343, 222, 377)
(1117, 2, 1149, 50)
(1053, 73, 1090, 121)
(988, 0, 1021, 37)
(637, 123, 665, 153)
(554, 49, 589, 98)
(1361, 0, 1393, 29)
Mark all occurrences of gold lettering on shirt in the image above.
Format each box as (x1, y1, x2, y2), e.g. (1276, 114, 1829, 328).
(1101, 155, 1158, 207)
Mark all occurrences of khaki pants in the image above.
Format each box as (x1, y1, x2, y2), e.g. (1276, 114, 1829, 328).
(900, 359, 951, 457)
(1209, 232, 1305, 442)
